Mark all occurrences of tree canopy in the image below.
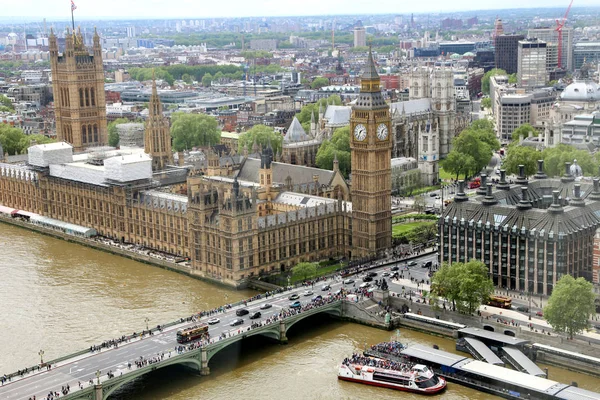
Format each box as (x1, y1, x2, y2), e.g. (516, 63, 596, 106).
(431, 260, 494, 313)
(0, 124, 54, 155)
(291, 262, 317, 281)
(0, 94, 14, 112)
(107, 118, 130, 148)
(544, 275, 596, 339)
(315, 126, 351, 178)
(170, 112, 220, 152)
(310, 77, 330, 89)
(442, 120, 499, 180)
(541, 144, 597, 177)
(482, 68, 507, 94)
(237, 124, 283, 155)
(502, 145, 541, 177)
(511, 123, 537, 142)
(295, 95, 342, 132)
(480, 97, 491, 110)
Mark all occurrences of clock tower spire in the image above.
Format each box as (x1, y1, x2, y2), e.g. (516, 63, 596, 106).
(350, 48, 392, 259)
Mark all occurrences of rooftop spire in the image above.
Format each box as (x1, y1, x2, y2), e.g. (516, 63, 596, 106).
(361, 46, 379, 80)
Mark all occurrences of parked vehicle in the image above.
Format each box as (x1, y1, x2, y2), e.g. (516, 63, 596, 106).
(236, 308, 249, 316)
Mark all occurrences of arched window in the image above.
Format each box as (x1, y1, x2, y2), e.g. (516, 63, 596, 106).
(93, 124, 98, 142)
(436, 83, 442, 98)
(90, 88, 96, 106)
(85, 88, 90, 107)
(82, 125, 87, 143)
(79, 88, 84, 107)
(88, 124, 93, 143)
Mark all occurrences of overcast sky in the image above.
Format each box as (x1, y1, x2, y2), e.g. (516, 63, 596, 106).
(2, 0, 598, 19)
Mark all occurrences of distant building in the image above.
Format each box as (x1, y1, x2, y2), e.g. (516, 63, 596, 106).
(249, 39, 277, 51)
(126, 26, 136, 38)
(573, 42, 600, 70)
(527, 27, 573, 71)
(495, 35, 525, 75)
(353, 27, 366, 48)
(518, 39, 547, 88)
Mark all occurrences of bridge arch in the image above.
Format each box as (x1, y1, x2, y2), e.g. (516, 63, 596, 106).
(483, 325, 495, 332)
(102, 357, 201, 400)
(284, 307, 342, 334)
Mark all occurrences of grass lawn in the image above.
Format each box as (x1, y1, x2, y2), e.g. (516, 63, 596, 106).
(288, 260, 348, 284)
(439, 167, 465, 182)
(392, 221, 423, 235)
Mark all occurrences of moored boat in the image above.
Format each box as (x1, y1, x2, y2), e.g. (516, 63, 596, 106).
(338, 361, 446, 395)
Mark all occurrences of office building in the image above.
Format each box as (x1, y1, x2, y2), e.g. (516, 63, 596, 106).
(495, 35, 525, 74)
(528, 27, 573, 71)
(353, 26, 366, 48)
(518, 39, 547, 88)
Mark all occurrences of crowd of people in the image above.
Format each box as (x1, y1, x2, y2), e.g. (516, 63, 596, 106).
(342, 352, 414, 373)
(369, 341, 407, 357)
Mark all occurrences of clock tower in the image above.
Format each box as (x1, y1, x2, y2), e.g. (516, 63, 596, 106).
(350, 48, 392, 259)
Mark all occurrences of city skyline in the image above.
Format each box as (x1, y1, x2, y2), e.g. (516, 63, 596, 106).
(1, 0, 599, 19)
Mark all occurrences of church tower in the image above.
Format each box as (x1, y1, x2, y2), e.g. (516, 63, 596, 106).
(350, 49, 392, 258)
(145, 74, 174, 170)
(431, 68, 455, 157)
(49, 28, 107, 151)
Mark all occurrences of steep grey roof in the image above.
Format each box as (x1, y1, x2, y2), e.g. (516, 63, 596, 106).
(238, 157, 334, 186)
(361, 48, 379, 80)
(391, 98, 431, 115)
(324, 105, 352, 126)
(284, 117, 311, 143)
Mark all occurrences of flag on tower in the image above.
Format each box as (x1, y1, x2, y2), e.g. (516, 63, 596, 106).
(71, 0, 77, 11)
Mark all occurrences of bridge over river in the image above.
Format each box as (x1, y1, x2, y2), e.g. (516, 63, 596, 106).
(0, 277, 385, 400)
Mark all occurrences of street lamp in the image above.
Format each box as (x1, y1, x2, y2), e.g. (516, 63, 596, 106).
(38, 349, 44, 364)
(144, 317, 150, 331)
(96, 370, 101, 385)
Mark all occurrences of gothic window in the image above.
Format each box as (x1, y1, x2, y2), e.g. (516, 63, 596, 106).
(436, 83, 442, 98)
(88, 124, 93, 143)
(79, 88, 84, 107)
(82, 125, 87, 143)
(85, 88, 90, 107)
(90, 88, 96, 106)
(93, 124, 98, 142)
(413, 82, 419, 97)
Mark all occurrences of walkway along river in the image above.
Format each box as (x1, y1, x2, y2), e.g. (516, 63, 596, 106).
(1, 224, 599, 399)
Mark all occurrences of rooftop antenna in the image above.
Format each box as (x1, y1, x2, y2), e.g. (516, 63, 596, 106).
(70, 0, 77, 32)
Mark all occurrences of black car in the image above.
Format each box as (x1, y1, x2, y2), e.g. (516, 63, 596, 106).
(260, 303, 272, 310)
(236, 308, 249, 316)
(249, 312, 262, 319)
(367, 272, 377, 277)
(363, 276, 373, 282)
(230, 318, 244, 326)
(391, 266, 399, 271)
(321, 284, 331, 291)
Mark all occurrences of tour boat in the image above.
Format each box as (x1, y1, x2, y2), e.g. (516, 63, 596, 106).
(338, 362, 446, 395)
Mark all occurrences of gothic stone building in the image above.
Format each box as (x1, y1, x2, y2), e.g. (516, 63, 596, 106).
(439, 163, 600, 296)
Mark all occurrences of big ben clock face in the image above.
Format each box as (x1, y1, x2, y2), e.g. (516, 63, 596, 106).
(377, 123, 388, 140)
(354, 124, 367, 141)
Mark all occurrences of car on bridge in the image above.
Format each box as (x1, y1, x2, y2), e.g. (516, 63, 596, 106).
(312, 295, 323, 302)
(260, 303, 272, 310)
(290, 301, 301, 308)
(360, 282, 371, 289)
(289, 294, 300, 300)
(236, 308, 249, 316)
(422, 261, 432, 268)
(321, 284, 331, 291)
(367, 271, 377, 277)
(343, 279, 355, 284)
(362, 276, 373, 282)
(303, 290, 314, 296)
(250, 312, 262, 319)
(230, 318, 244, 326)
(391, 266, 399, 271)
(382, 272, 390, 277)
(207, 317, 220, 325)
(407, 261, 418, 267)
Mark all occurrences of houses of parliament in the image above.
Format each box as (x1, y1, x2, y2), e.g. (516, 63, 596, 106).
(0, 31, 392, 287)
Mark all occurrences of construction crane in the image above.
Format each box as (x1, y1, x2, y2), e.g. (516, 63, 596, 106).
(555, 0, 574, 69)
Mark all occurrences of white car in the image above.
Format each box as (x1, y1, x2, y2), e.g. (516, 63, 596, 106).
(303, 290, 314, 296)
(207, 317, 220, 325)
(359, 282, 370, 289)
(343, 279, 355, 284)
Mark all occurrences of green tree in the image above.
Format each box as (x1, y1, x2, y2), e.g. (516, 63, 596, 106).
(0, 94, 14, 110)
(544, 275, 596, 339)
(502, 145, 541, 176)
(107, 118, 129, 148)
(310, 77, 330, 89)
(181, 73, 193, 84)
(413, 195, 426, 213)
(291, 262, 317, 281)
(316, 126, 351, 177)
(508, 73, 517, 84)
(170, 113, 221, 151)
(452, 129, 493, 177)
(482, 68, 507, 94)
(202, 73, 213, 87)
(431, 260, 493, 313)
(511, 123, 537, 142)
(296, 95, 342, 127)
(480, 97, 491, 110)
(0, 125, 54, 155)
(237, 124, 283, 155)
(406, 221, 437, 246)
(541, 144, 597, 177)
(442, 151, 475, 180)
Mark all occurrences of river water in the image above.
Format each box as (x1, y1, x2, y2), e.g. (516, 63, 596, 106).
(1, 223, 599, 400)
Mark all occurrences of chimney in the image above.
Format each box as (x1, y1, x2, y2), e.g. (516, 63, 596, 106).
(482, 182, 498, 206)
(515, 164, 528, 186)
(497, 169, 510, 191)
(570, 183, 585, 207)
(516, 187, 532, 210)
(476, 174, 488, 196)
(548, 190, 564, 214)
(178, 151, 184, 166)
(454, 180, 469, 202)
(561, 162, 574, 183)
(534, 159, 547, 179)
(591, 178, 600, 201)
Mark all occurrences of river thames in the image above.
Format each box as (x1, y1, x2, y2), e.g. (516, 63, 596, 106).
(1, 223, 599, 399)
